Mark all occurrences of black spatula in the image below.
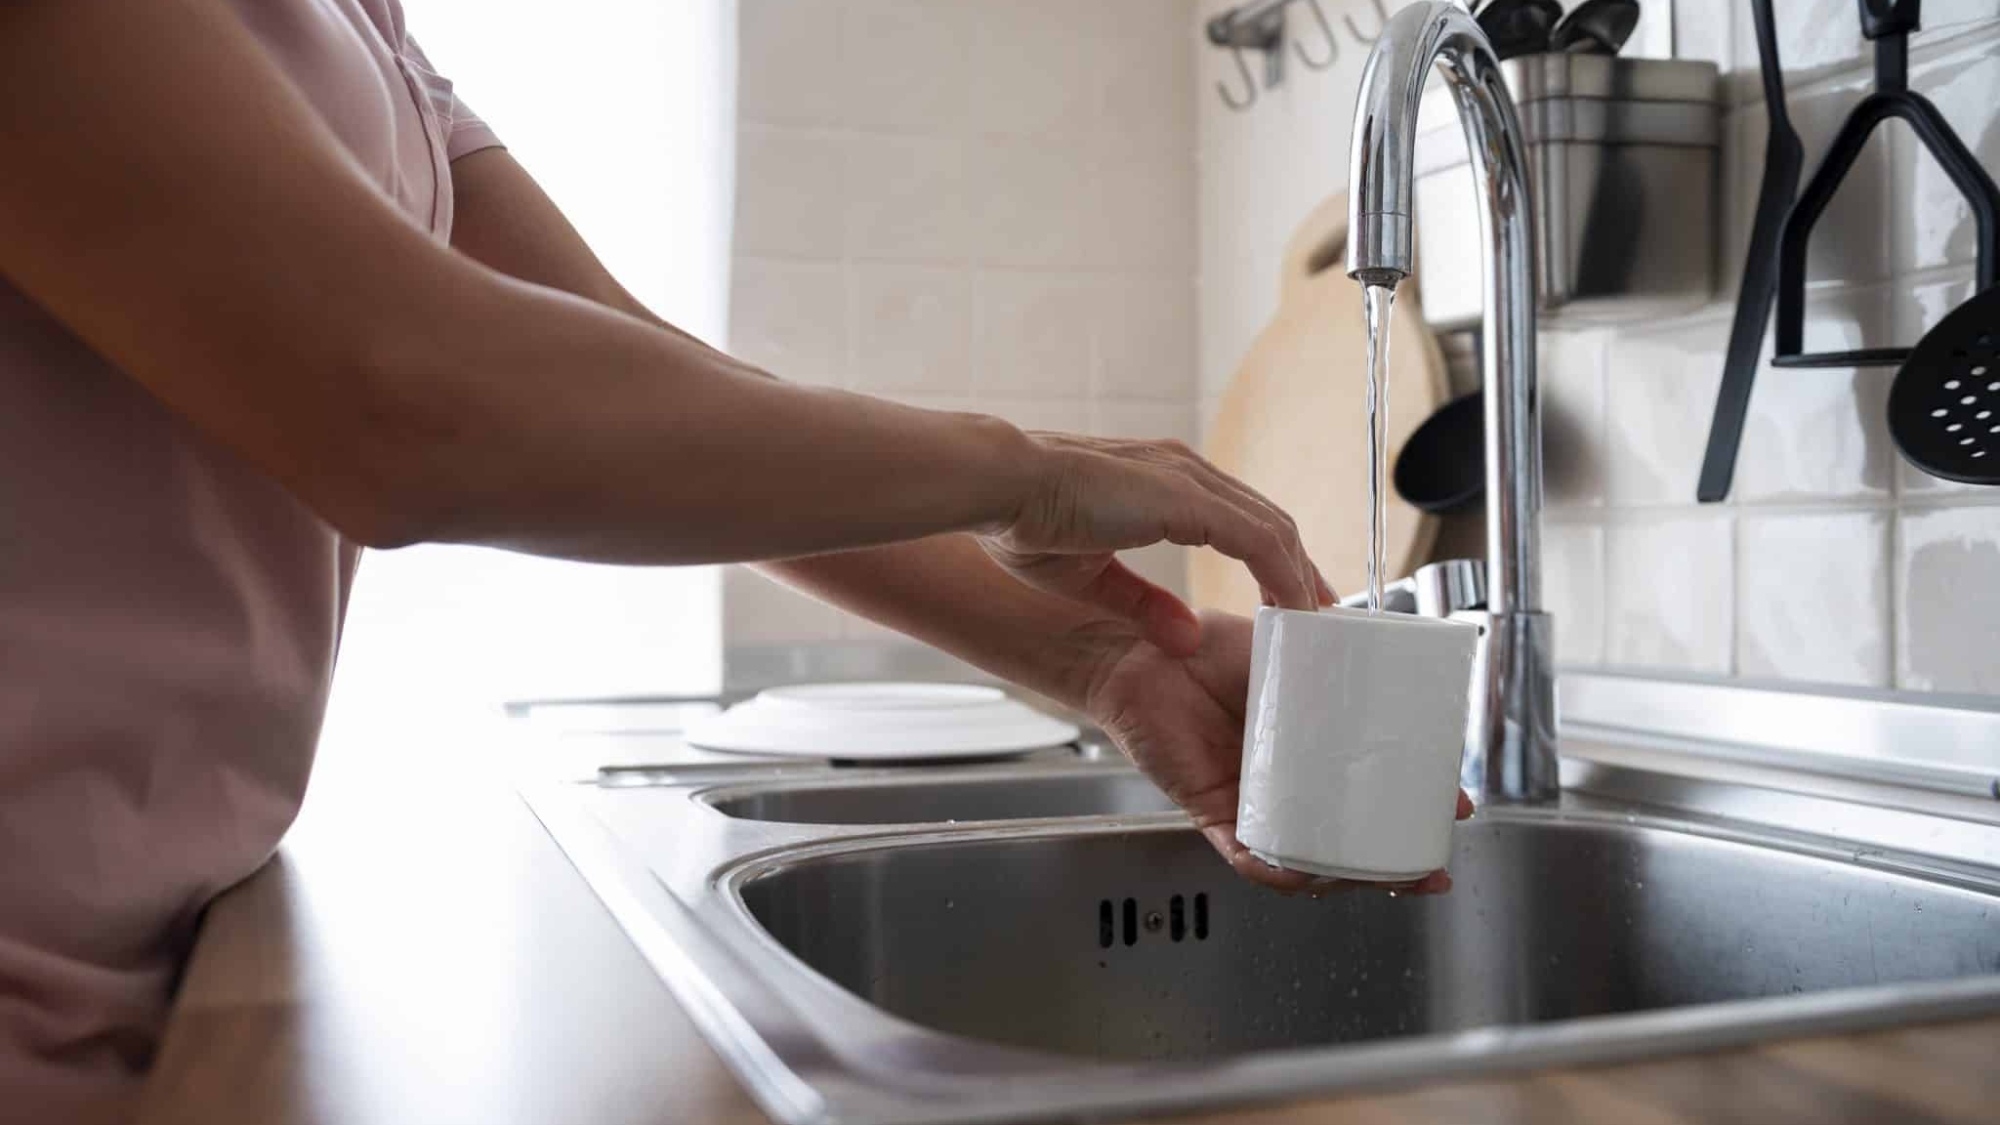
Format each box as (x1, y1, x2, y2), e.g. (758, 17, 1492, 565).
(1695, 0, 1802, 502)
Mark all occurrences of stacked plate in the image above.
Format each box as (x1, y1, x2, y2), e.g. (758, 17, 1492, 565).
(684, 682, 1079, 761)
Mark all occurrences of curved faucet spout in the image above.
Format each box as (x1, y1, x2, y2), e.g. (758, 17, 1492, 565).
(1344, 1, 1556, 803)
(1346, 3, 1526, 288)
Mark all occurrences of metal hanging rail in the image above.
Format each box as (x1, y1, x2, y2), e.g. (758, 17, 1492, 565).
(1204, 0, 1390, 110)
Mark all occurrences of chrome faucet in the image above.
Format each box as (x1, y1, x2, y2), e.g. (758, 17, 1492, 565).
(1344, 1, 1557, 803)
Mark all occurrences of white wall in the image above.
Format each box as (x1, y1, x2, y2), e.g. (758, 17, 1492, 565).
(726, 0, 1200, 651)
(1197, 0, 2000, 696)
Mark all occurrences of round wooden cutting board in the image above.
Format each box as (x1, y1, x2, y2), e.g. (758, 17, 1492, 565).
(1191, 192, 1448, 614)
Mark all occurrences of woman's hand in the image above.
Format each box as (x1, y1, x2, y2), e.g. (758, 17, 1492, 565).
(1078, 609, 1471, 894)
(980, 432, 1334, 657)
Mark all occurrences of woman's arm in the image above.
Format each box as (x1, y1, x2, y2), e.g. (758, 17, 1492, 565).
(443, 148, 1220, 664)
(0, 0, 1321, 644)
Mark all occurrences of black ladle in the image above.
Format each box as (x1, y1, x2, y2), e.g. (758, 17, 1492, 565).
(1394, 391, 1485, 514)
(1550, 0, 1640, 54)
(1474, 0, 1563, 61)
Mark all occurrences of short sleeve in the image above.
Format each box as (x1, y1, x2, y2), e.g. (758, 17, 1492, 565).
(400, 35, 504, 162)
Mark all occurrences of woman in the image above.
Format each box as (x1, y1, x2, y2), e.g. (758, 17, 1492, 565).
(0, 0, 1462, 1118)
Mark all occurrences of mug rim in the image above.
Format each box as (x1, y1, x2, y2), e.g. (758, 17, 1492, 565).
(1253, 603, 1480, 636)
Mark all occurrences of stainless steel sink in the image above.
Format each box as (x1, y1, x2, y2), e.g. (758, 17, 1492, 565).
(704, 767, 1173, 824)
(741, 816, 2000, 1062)
(524, 747, 2000, 1125)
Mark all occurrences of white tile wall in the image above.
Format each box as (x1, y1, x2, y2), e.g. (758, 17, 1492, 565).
(1542, 521, 1606, 665)
(1897, 503, 2000, 694)
(1737, 510, 1892, 688)
(1198, 0, 2000, 697)
(1605, 513, 1736, 676)
(1734, 284, 1898, 503)
(729, 0, 1199, 648)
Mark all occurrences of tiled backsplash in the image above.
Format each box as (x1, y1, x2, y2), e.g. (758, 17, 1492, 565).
(1196, 0, 1999, 696)
(725, 0, 1997, 700)
(728, 0, 1199, 649)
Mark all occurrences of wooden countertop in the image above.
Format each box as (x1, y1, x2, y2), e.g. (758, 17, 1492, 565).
(138, 714, 2000, 1125)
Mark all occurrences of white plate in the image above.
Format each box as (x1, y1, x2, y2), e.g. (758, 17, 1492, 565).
(684, 682, 1080, 760)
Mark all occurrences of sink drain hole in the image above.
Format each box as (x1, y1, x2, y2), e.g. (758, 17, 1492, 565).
(1098, 893, 1210, 948)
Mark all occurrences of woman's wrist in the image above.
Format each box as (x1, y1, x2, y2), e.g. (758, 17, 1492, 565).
(943, 408, 1042, 539)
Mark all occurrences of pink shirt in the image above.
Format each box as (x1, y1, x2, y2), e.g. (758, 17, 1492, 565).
(0, 2, 498, 1119)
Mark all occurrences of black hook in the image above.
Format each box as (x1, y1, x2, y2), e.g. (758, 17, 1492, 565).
(1206, 8, 1284, 112)
(1345, 0, 1392, 44)
(1216, 29, 1259, 110)
(1294, 0, 1339, 69)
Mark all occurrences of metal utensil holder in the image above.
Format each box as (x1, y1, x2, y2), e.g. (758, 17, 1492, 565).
(1412, 53, 1722, 330)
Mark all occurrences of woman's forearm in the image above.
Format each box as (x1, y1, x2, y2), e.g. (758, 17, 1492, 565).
(759, 536, 1140, 711)
(374, 278, 1037, 562)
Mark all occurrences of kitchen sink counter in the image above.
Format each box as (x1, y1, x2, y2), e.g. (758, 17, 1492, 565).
(138, 736, 2000, 1125)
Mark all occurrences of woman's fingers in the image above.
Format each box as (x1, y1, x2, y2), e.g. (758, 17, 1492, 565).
(1153, 442, 1321, 610)
(1201, 823, 1456, 898)
(994, 432, 1325, 625)
(1162, 488, 1318, 612)
(979, 546, 1205, 655)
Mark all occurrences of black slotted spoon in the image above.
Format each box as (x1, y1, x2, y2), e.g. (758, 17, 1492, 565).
(1889, 286, 2000, 486)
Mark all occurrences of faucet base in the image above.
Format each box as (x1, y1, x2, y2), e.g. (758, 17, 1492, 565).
(1463, 611, 1559, 804)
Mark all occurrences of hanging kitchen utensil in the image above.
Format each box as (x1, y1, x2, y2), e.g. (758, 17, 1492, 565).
(1207, 3, 1286, 112)
(1887, 285, 2000, 485)
(1394, 391, 1485, 513)
(1474, 0, 1563, 61)
(1549, 0, 1639, 55)
(1293, 0, 1340, 70)
(1696, 0, 1803, 502)
(1772, 0, 2000, 369)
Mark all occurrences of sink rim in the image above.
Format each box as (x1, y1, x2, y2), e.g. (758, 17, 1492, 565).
(694, 758, 1173, 826)
(720, 799, 2000, 900)
(526, 761, 2000, 1125)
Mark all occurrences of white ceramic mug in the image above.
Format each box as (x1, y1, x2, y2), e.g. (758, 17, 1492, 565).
(1236, 605, 1480, 881)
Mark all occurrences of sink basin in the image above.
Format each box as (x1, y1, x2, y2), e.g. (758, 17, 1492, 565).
(705, 768, 1174, 824)
(529, 750, 2000, 1124)
(740, 813, 2000, 1062)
